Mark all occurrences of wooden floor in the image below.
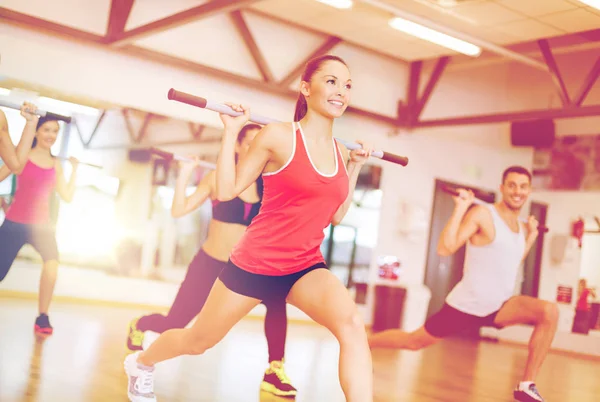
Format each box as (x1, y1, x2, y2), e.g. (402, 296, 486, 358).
(0, 296, 598, 402)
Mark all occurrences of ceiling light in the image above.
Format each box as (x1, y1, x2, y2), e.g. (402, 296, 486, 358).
(315, 0, 353, 9)
(577, 0, 600, 10)
(389, 17, 482, 57)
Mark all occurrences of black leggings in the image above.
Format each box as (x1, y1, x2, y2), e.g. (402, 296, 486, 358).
(0, 219, 59, 282)
(136, 249, 288, 362)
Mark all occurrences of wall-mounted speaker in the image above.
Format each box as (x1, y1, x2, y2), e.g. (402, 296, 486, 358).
(128, 149, 152, 163)
(511, 119, 555, 148)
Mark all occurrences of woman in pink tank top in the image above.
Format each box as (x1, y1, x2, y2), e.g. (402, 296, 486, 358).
(128, 55, 375, 402)
(0, 115, 79, 335)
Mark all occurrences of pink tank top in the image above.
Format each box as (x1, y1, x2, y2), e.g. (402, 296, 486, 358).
(6, 160, 57, 224)
(230, 122, 349, 276)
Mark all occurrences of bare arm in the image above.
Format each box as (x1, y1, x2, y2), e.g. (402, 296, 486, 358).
(0, 110, 19, 171)
(216, 123, 273, 202)
(55, 158, 79, 203)
(0, 104, 38, 174)
(521, 216, 540, 261)
(437, 202, 485, 256)
(171, 168, 214, 218)
(0, 164, 13, 183)
(331, 141, 371, 226)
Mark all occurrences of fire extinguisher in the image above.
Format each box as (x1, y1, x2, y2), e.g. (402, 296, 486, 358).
(572, 217, 585, 248)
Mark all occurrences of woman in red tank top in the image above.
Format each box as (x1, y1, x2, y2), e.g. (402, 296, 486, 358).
(0, 115, 79, 335)
(128, 55, 374, 402)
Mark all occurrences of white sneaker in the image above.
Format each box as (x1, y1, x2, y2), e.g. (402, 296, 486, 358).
(124, 352, 157, 402)
(142, 331, 160, 350)
(513, 382, 544, 402)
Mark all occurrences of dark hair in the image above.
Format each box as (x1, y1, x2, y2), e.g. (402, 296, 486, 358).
(33, 116, 60, 149)
(237, 123, 261, 144)
(294, 54, 348, 122)
(36, 115, 60, 131)
(502, 165, 532, 183)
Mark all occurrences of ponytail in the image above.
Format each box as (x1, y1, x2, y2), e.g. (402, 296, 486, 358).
(294, 94, 308, 122)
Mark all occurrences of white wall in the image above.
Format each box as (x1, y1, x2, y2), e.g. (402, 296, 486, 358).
(530, 192, 600, 331)
(580, 233, 600, 290)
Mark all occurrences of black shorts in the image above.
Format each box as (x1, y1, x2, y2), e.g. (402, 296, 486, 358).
(219, 260, 328, 302)
(0, 219, 59, 281)
(424, 303, 503, 338)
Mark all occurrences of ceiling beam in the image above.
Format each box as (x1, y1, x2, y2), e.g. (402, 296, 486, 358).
(108, 0, 263, 47)
(279, 37, 343, 88)
(414, 57, 450, 121)
(229, 10, 274, 83)
(0, 7, 106, 44)
(106, 0, 135, 41)
(10, 6, 600, 131)
(416, 104, 600, 128)
(538, 39, 571, 106)
(122, 46, 400, 125)
(404, 61, 422, 126)
(574, 57, 600, 107)
(0, 7, 400, 127)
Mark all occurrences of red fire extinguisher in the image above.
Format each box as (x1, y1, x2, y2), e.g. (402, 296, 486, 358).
(572, 218, 585, 248)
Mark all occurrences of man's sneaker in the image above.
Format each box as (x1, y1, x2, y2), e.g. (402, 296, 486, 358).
(34, 314, 53, 335)
(260, 360, 297, 397)
(124, 351, 156, 402)
(127, 318, 145, 351)
(514, 383, 544, 402)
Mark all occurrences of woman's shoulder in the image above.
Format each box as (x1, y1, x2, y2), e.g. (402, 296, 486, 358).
(253, 122, 294, 148)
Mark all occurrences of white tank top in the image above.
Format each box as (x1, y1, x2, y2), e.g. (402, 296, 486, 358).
(445, 204, 526, 316)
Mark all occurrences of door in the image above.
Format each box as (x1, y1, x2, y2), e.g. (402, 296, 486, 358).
(424, 179, 496, 319)
(521, 202, 548, 298)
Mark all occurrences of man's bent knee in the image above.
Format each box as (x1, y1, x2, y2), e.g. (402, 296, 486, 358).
(542, 302, 559, 324)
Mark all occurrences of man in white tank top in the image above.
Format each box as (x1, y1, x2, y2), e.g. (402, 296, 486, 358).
(369, 166, 558, 402)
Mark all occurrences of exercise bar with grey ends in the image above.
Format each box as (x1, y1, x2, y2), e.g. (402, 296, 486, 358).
(150, 147, 217, 170)
(56, 157, 103, 169)
(441, 184, 549, 233)
(167, 89, 409, 167)
(0, 98, 72, 123)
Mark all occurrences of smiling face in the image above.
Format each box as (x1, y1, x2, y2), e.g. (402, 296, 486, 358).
(500, 172, 531, 211)
(35, 120, 60, 150)
(300, 59, 352, 119)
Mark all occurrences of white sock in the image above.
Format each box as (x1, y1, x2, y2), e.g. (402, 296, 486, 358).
(519, 381, 534, 391)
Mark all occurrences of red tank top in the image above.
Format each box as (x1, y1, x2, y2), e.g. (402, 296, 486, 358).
(6, 159, 57, 224)
(230, 122, 349, 275)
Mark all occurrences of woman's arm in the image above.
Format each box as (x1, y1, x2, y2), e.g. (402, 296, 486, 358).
(55, 157, 79, 203)
(215, 104, 274, 201)
(0, 164, 13, 183)
(171, 160, 215, 218)
(0, 103, 38, 174)
(331, 140, 372, 225)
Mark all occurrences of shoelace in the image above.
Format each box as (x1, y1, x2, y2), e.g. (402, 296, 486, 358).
(529, 385, 543, 400)
(271, 364, 292, 385)
(135, 369, 155, 394)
